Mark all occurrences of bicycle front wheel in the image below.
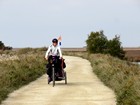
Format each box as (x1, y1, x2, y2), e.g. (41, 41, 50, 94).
(52, 66, 55, 87)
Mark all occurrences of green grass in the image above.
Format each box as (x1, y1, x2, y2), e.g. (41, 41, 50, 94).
(0, 50, 46, 103)
(64, 51, 140, 105)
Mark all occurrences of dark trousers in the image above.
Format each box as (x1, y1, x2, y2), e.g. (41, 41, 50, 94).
(46, 57, 66, 78)
(46, 60, 62, 77)
(46, 64, 52, 77)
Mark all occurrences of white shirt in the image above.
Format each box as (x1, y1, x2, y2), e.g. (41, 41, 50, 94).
(45, 45, 62, 58)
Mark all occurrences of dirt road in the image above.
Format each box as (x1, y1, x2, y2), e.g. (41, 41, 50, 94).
(1, 56, 116, 105)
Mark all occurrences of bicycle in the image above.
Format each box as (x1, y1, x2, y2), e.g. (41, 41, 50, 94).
(48, 56, 67, 87)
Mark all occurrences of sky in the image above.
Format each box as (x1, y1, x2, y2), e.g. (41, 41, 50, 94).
(0, 0, 140, 48)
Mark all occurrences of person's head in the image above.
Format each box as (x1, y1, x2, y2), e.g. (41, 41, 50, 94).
(52, 38, 58, 46)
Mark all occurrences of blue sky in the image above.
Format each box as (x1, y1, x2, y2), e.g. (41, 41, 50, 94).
(0, 0, 140, 48)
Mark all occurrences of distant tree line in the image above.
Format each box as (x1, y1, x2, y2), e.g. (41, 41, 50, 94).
(86, 31, 125, 59)
(0, 41, 12, 50)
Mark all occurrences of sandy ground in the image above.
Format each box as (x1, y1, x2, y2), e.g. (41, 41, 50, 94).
(1, 56, 116, 105)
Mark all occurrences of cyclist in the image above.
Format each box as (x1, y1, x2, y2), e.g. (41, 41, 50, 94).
(45, 38, 63, 83)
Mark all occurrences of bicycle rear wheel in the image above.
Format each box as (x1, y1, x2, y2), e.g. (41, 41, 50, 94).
(64, 72, 67, 84)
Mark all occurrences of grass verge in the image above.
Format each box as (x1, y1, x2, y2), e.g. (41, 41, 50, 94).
(64, 51, 140, 105)
(0, 50, 46, 104)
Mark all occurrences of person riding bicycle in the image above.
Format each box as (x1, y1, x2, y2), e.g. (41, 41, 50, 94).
(45, 38, 63, 83)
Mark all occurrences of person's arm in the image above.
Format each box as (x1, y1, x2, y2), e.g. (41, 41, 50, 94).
(58, 47, 62, 58)
(45, 46, 51, 60)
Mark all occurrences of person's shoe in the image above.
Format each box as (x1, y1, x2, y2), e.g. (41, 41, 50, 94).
(48, 77, 52, 84)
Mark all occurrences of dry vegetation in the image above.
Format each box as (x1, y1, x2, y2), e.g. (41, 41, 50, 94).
(0, 49, 46, 103)
(0, 54, 19, 62)
(124, 48, 140, 62)
(64, 51, 140, 105)
(0, 48, 140, 105)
